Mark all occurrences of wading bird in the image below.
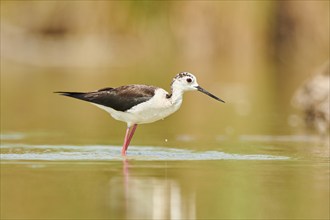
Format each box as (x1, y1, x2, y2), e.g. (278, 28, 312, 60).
(56, 72, 225, 156)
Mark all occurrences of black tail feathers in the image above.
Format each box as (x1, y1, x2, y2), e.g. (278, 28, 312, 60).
(54, 91, 85, 99)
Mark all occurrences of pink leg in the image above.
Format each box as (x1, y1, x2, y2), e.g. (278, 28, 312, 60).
(121, 127, 130, 156)
(121, 124, 138, 156)
(126, 124, 138, 147)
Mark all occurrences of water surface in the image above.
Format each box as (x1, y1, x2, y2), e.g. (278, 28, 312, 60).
(1, 133, 329, 219)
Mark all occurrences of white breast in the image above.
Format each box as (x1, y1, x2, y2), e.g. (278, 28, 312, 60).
(127, 88, 182, 124)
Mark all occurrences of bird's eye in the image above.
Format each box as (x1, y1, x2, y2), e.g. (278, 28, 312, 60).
(186, 78, 192, 83)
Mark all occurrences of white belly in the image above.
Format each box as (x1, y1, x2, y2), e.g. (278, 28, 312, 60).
(93, 88, 182, 127)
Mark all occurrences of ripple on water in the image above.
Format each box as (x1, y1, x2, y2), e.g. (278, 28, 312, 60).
(0, 144, 290, 161)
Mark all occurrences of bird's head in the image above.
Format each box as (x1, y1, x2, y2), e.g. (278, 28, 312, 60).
(171, 72, 199, 92)
(171, 72, 225, 103)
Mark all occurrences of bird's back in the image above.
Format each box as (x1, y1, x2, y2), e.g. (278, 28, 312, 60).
(56, 85, 158, 112)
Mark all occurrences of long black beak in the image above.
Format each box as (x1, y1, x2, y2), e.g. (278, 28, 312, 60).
(196, 86, 225, 103)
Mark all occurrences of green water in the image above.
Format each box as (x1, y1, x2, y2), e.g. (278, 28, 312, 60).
(1, 67, 329, 219)
(1, 67, 329, 220)
(1, 133, 329, 219)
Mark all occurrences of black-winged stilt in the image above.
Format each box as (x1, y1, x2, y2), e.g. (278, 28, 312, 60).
(56, 72, 225, 156)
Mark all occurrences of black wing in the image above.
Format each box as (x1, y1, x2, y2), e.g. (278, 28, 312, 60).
(55, 85, 157, 112)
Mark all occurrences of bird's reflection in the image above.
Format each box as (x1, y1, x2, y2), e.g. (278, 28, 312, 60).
(118, 157, 196, 219)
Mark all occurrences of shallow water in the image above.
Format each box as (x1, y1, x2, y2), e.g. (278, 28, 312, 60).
(1, 133, 329, 219)
(1, 144, 290, 161)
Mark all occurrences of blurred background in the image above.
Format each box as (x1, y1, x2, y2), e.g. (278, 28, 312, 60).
(1, 2, 329, 220)
(1, 1, 329, 145)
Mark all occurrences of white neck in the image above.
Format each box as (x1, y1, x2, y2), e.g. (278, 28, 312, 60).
(169, 87, 184, 106)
